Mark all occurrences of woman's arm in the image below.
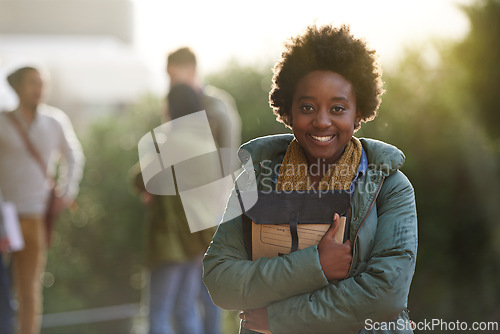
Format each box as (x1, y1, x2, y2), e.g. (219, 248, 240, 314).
(203, 210, 331, 310)
(266, 171, 417, 333)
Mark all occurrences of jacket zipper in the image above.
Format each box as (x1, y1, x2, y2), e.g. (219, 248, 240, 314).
(347, 176, 385, 277)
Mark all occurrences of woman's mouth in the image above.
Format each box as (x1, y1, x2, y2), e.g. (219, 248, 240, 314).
(309, 134, 335, 142)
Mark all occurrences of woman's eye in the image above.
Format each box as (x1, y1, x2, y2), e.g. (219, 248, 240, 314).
(331, 106, 345, 113)
(300, 105, 315, 113)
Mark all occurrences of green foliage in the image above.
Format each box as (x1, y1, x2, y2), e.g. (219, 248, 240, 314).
(205, 59, 291, 142)
(358, 0, 500, 321)
(455, 0, 500, 140)
(359, 42, 500, 321)
(42, 95, 162, 333)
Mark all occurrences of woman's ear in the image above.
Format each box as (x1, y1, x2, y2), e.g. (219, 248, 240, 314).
(354, 113, 362, 131)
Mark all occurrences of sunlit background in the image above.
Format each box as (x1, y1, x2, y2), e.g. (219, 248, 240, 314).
(134, 0, 473, 80)
(1, 0, 499, 333)
(1, 0, 473, 123)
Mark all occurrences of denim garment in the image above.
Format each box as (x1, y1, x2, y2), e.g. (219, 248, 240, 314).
(149, 259, 203, 334)
(0, 255, 14, 334)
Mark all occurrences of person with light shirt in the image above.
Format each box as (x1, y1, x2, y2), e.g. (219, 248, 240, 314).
(0, 66, 85, 334)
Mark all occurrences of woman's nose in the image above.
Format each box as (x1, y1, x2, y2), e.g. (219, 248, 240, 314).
(313, 109, 332, 128)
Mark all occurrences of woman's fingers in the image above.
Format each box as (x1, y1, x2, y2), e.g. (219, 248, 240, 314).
(240, 308, 270, 331)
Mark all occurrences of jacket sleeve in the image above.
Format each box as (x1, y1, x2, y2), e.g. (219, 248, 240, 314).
(266, 171, 418, 333)
(202, 190, 330, 310)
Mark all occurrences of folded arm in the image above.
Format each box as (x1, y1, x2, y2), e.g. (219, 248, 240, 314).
(203, 215, 330, 310)
(267, 172, 418, 333)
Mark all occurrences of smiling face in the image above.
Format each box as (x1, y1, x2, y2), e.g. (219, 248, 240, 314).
(291, 70, 361, 166)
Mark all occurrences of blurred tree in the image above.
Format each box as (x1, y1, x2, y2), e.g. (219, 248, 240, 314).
(455, 0, 500, 141)
(205, 59, 291, 143)
(358, 0, 500, 320)
(359, 44, 500, 321)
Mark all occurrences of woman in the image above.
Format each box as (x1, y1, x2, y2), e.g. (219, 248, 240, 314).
(203, 25, 417, 333)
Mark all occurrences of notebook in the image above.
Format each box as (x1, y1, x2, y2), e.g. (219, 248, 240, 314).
(238, 191, 350, 260)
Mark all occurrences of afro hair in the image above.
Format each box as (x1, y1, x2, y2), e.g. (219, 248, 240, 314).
(269, 24, 384, 129)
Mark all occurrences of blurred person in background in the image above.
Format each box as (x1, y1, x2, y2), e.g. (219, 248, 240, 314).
(134, 83, 225, 334)
(134, 47, 241, 334)
(0, 66, 85, 334)
(165, 47, 241, 334)
(165, 47, 241, 154)
(0, 189, 15, 334)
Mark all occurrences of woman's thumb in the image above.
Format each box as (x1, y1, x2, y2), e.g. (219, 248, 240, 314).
(325, 213, 340, 238)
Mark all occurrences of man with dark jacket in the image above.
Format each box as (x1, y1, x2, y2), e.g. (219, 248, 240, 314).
(137, 48, 241, 334)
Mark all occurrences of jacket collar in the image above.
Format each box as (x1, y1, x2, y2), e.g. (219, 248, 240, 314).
(359, 138, 405, 176)
(238, 134, 293, 166)
(238, 134, 405, 177)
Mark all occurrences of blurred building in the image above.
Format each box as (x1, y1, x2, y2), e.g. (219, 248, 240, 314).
(0, 0, 155, 129)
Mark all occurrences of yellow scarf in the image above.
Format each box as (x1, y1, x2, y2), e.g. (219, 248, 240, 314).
(276, 137, 362, 191)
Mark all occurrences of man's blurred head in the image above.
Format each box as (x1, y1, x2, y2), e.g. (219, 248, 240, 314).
(166, 47, 197, 88)
(7, 67, 45, 109)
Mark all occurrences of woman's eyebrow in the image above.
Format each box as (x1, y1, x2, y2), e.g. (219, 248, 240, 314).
(297, 95, 349, 102)
(297, 95, 316, 101)
(331, 96, 349, 102)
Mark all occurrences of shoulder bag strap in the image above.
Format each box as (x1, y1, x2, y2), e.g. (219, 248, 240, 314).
(7, 112, 52, 182)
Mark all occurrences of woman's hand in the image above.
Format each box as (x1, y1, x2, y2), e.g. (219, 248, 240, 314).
(240, 307, 270, 333)
(318, 213, 353, 280)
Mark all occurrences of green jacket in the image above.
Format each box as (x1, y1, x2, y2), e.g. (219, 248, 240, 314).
(132, 166, 216, 268)
(203, 134, 418, 333)
(145, 194, 216, 267)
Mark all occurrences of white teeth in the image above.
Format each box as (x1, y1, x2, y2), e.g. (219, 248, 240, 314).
(310, 134, 334, 142)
